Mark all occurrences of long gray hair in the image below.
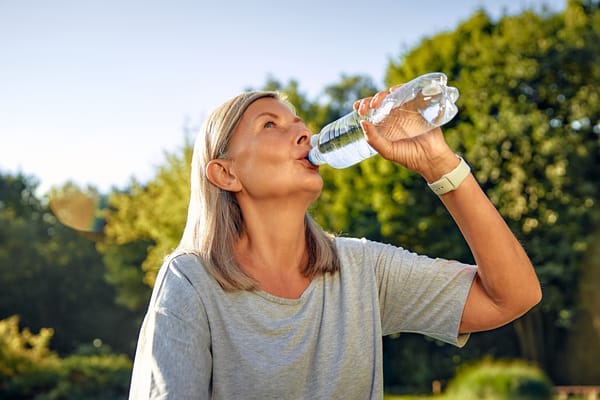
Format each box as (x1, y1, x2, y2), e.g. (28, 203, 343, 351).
(176, 91, 339, 290)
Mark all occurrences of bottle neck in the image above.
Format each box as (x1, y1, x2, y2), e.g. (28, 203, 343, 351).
(308, 147, 325, 166)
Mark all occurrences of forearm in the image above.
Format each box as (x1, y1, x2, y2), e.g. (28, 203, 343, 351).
(433, 169, 541, 331)
(355, 90, 541, 326)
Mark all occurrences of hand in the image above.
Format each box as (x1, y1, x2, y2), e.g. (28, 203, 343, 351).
(353, 86, 458, 182)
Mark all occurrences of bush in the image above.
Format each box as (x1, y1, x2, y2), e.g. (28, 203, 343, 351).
(0, 316, 132, 399)
(443, 358, 552, 400)
(0, 315, 61, 397)
(36, 354, 132, 400)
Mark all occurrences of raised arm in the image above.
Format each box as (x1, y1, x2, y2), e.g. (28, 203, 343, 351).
(354, 88, 542, 333)
(418, 153, 541, 332)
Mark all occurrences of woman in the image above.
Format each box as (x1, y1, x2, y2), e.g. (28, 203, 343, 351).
(129, 88, 541, 399)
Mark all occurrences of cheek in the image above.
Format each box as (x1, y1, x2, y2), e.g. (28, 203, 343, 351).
(234, 153, 288, 188)
(241, 145, 288, 173)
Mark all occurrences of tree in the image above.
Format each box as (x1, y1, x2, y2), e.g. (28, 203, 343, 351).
(308, 76, 384, 240)
(0, 173, 140, 356)
(379, 0, 600, 382)
(0, 316, 132, 399)
(103, 145, 192, 289)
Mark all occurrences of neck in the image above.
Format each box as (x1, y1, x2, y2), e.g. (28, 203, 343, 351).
(237, 208, 307, 270)
(233, 198, 311, 297)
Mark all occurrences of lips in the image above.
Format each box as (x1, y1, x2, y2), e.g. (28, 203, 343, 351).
(298, 151, 318, 169)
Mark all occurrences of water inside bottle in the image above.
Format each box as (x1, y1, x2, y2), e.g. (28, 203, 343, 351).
(308, 72, 459, 168)
(312, 112, 377, 168)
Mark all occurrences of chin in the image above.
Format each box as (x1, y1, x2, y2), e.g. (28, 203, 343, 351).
(309, 183, 324, 202)
(309, 175, 324, 191)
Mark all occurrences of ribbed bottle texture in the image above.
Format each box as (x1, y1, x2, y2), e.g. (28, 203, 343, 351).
(308, 72, 460, 169)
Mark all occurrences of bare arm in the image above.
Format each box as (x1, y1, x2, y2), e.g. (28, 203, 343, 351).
(428, 157, 541, 332)
(355, 89, 542, 333)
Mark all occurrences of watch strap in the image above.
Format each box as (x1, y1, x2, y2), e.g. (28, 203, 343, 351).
(427, 155, 471, 196)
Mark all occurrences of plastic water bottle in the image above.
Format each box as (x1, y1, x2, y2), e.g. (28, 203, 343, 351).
(308, 72, 460, 168)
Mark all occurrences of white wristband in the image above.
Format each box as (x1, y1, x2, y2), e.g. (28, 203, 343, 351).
(427, 155, 471, 196)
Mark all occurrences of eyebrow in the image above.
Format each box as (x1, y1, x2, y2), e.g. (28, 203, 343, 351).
(255, 111, 279, 120)
(255, 111, 305, 124)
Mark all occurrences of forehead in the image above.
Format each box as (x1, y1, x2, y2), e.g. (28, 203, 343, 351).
(240, 97, 295, 123)
(227, 97, 296, 151)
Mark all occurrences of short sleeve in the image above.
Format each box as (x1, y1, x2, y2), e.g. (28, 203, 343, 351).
(129, 259, 212, 399)
(361, 239, 476, 346)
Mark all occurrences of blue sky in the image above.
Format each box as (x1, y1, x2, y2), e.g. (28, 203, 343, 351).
(0, 0, 566, 194)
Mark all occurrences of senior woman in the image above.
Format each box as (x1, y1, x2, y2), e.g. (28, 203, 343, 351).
(129, 87, 541, 399)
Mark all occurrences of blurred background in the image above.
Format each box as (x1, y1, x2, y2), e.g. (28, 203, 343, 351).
(1, 0, 599, 399)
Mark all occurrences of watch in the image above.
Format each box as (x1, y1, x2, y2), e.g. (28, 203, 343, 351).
(427, 155, 471, 196)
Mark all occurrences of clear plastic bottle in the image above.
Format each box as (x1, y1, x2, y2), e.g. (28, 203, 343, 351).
(308, 72, 460, 168)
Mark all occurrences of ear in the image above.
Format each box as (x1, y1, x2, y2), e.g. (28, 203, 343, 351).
(206, 159, 242, 192)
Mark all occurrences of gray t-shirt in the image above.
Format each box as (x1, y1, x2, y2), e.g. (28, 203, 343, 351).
(129, 237, 476, 400)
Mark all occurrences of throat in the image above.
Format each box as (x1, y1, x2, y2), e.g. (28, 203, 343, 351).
(234, 234, 311, 299)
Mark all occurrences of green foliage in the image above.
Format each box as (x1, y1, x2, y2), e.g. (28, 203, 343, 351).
(443, 358, 552, 400)
(308, 76, 382, 239)
(383, 326, 522, 395)
(0, 316, 131, 399)
(0, 173, 140, 355)
(103, 146, 192, 288)
(381, 0, 600, 376)
(0, 315, 59, 396)
(387, 0, 600, 281)
(97, 239, 152, 311)
(34, 354, 132, 400)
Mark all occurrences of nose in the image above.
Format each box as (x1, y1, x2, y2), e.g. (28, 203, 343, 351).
(295, 125, 311, 145)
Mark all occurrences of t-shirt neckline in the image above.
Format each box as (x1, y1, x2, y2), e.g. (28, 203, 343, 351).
(251, 275, 321, 305)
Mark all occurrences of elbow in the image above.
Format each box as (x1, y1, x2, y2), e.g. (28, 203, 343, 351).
(527, 280, 543, 310)
(532, 281, 543, 305)
(511, 260, 543, 316)
(490, 285, 541, 331)
(497, 274, 543, 323)
(513, 277, 543, 318)
(526, 265, 543, 308)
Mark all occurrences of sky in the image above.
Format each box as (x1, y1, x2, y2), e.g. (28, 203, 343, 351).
(0, 0, 567, 194)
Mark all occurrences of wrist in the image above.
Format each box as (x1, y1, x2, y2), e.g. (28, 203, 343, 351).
(419, 151, 461, 182)
(426, 155, 471, 196)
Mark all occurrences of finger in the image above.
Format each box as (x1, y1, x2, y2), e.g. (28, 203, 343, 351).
(389, 83, 403, 92)
(360, 120, 392, 159)
(354, 97, 373, 115)
(368, 89, 389, 109)
(353, 98, 368, 112)
(355, 85, 404, 113)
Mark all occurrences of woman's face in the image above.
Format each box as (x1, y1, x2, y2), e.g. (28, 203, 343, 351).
(225, 97, 323, 202)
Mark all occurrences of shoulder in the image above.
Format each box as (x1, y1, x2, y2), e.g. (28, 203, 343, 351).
(150, 252, 217, 311)
(334, 236, 410, 262)
(334, 236, 371, 254)
(167, 252, 209, 282)
(333, 236, 406, 279)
